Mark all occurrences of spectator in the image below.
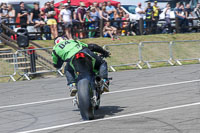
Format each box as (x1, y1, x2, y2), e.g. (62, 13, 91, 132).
(99, 6, 109, 21)
(84, 11, 95, 38)
(152, 1, 160, 34)
(54, 4, 61, 22)
(18, 2, 29, 28)
(67, 1, 75, 20)
(92, 2, 99, 12)
(99, 3, 103, 11)
(174, 3, 186, 21)
(185, 4, 194, 27)
(174, 3, 186, 32)
(194, 3, 200, 19)
(73, 8, 77, 20)
(185, 4, 194, 18)
(45, 1, 58, 39)
(135, 2, 145, 20)
(77, 2, 86, 23)
(70, 3, 79, 38)
(90, 6, 99, 28)
(122, 14, 136, 36)
(59, 3, 73, 40)
(50, 0, 55, 8)
(103, 22, 119, 40)
(103, 2, 107, 7)
(40, 3, 47, 21)
(57, 4, 65, 33)
(77, 2, 86, 39)
(113, 3, 124, 28)
(30, 3, 45, 28)
(106, 1, 115, 22)
(145, 2, 154, 34)
(162, 3, 172, 33)
(0, 3, 8, 23)
(60, 3, 65, 10)
(174, 2, 181, 17)
(41, 3, 51, 40)
(7, 4, 15, 29)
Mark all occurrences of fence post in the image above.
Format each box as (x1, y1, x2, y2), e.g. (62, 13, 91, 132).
(2, 22, 6, 35)
(100, 19, 104, 37)
(175, 17, 180, 33)
(138, 42, 143, 62)
(169, 41, 173, 61)
(139, 18, 144, 35)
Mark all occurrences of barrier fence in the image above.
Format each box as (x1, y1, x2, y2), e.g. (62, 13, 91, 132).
(0, 40, 200, 81)
(171, 40, 200, 65)
(139, 41, 174, 68)
(2, 17, 200, 40)
(0, 53, 16, 81)
(103, 43, 142, 72)
(104, 40, 200, 71)
(14, 47, 63, 80)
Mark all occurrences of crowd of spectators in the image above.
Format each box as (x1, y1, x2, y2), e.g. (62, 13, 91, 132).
(1, 1, 200, 41)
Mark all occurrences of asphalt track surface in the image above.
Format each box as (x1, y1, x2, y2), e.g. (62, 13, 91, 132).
(0, 64, 200, 133)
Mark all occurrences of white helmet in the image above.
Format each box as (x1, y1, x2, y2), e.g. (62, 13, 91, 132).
(54, 36, 68, 45)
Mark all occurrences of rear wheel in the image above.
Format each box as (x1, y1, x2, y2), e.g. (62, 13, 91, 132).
(77, 79, 94, 120)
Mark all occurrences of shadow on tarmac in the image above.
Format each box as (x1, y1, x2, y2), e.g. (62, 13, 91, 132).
(94, 106, 126, 119)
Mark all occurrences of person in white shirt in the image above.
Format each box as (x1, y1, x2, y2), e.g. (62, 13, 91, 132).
(163, 3, 172, 33)
(59, 3, 73, 40)
(135, 3, 145, 20)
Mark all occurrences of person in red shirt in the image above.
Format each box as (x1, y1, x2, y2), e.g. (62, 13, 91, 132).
(54, 7, 60, 22)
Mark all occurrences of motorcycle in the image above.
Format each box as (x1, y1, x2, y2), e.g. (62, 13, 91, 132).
(70, 51, 111, 120)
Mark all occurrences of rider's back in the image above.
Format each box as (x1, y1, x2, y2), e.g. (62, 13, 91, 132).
(53, 40, 88, 61)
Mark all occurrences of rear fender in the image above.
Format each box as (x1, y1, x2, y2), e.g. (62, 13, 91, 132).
(70, 52, 96, 77)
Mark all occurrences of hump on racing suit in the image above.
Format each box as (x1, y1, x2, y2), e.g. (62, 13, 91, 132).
(52, 39, 109, 69)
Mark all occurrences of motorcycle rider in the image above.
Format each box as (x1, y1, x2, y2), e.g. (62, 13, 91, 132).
(52, 37, 110, 96)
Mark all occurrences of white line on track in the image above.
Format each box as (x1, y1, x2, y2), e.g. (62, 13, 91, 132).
(17, 101, 200, 133)
(0, 97, 73, 109)
(1, 79, 200, 110)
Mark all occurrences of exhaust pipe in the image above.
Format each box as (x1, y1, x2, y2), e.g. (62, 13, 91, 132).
(95, 76, 102, 87)
(95, 76, 101, 82)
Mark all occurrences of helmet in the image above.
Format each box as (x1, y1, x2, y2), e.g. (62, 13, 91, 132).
(54, 36, 68, 45)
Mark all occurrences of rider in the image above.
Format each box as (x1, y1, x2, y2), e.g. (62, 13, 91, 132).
(52, 37, 110, 96)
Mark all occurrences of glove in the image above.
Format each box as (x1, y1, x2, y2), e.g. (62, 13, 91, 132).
(103, 51, 110, 58)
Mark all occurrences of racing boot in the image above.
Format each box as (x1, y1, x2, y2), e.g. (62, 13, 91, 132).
(69, 83, 77, 96)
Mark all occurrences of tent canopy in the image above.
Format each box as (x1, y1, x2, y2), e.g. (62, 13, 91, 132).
(54, 0, 120, 8)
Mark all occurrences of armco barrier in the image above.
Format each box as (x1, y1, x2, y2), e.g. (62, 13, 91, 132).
(15, 47, 63, 80)
(171, 40, 200, 65)
(1, 40, 200, 80)
(139, 41, 174, 68)
(103, 43, 142, 72)
(0, 53, 16, 81)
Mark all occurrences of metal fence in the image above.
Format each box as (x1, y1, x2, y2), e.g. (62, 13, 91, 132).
(171, 40, 200, 65)
(139, 41, 174, 68)
(0, 40, 200, 81)
(14, 47, 63, 80)
(0, 53, 16, 81)
(103, 40, 200, 71)
(103, 43, 142, 72)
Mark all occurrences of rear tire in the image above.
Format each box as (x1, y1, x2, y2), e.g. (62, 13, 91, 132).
(77, 79, 94, 120)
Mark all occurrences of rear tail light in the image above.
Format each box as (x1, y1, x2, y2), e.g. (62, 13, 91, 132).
(75, 53, 85, 59)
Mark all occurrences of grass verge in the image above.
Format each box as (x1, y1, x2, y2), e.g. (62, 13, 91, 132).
(1, 33, 200, 82)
